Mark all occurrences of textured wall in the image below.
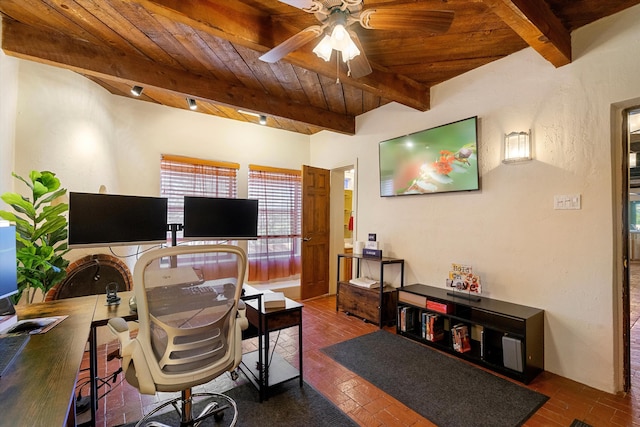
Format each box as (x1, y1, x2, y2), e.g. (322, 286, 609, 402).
(310, 5, 640, 393)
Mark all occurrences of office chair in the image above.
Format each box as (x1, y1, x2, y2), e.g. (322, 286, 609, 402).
(108, 245, 249, 426)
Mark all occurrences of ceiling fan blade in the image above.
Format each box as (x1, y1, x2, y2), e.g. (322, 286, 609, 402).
(259, 26, 323, 63)
(347, 31, 372, 78)
(360, 9, 454, 34)
(279, 0, 322, 13)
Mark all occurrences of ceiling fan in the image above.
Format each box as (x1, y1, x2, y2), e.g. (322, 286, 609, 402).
(259, 0, 454, 78)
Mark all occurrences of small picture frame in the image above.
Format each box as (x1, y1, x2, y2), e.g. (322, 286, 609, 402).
(368, 233, 377, 242)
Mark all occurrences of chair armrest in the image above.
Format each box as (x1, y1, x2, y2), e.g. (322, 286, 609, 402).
(108, 317, 132, 348)
(236, 301, 249, 331)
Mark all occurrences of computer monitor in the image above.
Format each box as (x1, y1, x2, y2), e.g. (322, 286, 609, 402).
(183, 197, 258, 240)
(68, 192, 169, 248)
(0, 225, 18, 301)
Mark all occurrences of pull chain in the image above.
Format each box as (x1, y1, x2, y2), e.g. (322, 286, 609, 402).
(336, 51, 341, 84)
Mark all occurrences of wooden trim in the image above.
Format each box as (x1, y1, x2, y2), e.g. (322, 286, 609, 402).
(249, 164, 301, 176)
(162, 154, 239, 169)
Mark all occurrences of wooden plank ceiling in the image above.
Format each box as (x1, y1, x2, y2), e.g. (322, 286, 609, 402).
(1, 0, 639, 135)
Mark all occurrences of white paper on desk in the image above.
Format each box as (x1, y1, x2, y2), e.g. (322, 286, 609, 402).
(262, 292, 286, 309)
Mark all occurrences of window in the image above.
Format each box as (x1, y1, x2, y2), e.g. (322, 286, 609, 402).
(160, 154, 239, 243)
(247, 165, 302, 282)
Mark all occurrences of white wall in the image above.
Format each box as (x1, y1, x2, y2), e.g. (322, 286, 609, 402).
(310, 5, 640, 393)
(10, 60, 310, 269)
(0, 18, 18, 203)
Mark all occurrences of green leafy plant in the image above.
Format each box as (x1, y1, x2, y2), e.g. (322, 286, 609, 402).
(0, 171, 69, 303)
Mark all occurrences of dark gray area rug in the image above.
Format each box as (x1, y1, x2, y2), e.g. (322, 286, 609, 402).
(118, 380, 357, 427)
(321, 330, 548, 427)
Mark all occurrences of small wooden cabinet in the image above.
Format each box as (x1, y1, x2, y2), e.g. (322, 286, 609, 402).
(336, 253, 404, 328)
(337, 281, 397, 326)
(397, 284, 544, 383)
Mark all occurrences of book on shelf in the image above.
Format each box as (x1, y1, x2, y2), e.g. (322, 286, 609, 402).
(425, 314, 445, 342)
(262, 292, 286, 309)
(399, 306, 418, 333)
(398, 291, 427, 307)
(426, 299, 452, 314)
(451, 323, 471, 353)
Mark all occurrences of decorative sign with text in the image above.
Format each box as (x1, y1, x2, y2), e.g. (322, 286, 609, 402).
(446, 263, 481, 294)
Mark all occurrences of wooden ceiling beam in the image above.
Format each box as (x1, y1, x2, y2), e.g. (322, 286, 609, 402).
(142, 0, 431, 111)
(478, 0, 571, 67)
(1, 19, 355, 135)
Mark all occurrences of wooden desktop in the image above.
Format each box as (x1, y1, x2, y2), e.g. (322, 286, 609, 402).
(0, 295, 97, 427)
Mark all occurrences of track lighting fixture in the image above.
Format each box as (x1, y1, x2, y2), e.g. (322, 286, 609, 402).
(187, 98, 197, 110)
(238, 110, 268, 125)
(130, 85, 143, 96)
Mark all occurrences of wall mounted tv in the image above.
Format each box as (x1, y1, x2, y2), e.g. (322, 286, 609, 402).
(68, 192, 168, 248)
(183, 197, 258, 240)
(379, 116, 479, 197)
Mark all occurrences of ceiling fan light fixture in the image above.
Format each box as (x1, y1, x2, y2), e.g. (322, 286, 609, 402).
(329, 24, 350, 50)
(313, 35, 333, 61)
(341, 37, 360, 62)
(313, 24, 361, 63)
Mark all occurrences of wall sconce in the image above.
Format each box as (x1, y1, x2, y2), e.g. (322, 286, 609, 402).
(130, 85, 143, 96)
(187, 98, 197, 110)
(503, 130, 532, 163)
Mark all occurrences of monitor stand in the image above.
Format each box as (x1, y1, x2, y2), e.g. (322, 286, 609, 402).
(0, 297, 18, 333)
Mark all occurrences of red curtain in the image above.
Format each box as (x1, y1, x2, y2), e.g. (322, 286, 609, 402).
(247, 165, 301, 282)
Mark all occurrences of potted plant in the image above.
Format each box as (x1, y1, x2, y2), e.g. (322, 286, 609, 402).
(0, 170, 69, 304)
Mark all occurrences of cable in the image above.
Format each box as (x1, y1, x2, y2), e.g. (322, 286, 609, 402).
(267, 330, 281, 369)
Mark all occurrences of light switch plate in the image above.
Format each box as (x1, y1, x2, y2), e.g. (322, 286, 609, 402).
(554, 194, 581, 210)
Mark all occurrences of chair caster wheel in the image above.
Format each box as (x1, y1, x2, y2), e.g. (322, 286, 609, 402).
(214, 412, 225, 421)
(230, 370, 239, 380)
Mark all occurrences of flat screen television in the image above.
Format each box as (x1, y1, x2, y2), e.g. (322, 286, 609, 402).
(68, 192, 168, 248)
(379, 116, 479, 196)
(0, 225, 18, 300)
(183, 196, 258, 240)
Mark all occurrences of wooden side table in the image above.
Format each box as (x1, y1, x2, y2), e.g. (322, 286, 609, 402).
(240, 288, 303, 401)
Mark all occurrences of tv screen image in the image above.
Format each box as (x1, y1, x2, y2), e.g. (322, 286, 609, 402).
(379, 116, 479, 197)
(68, 192, 168, 248)
(183, 197, 258, 240)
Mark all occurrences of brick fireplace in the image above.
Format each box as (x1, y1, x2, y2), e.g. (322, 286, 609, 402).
(45, 253, 132, 301)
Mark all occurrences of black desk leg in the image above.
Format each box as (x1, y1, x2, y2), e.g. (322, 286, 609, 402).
(89, 325, 98, 427)
(263, 318, 269, 401)
(298, 315, 303, 387)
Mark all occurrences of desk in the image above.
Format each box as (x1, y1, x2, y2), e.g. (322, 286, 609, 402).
(240, 289, 303, 401)
(0, 295, 97, 427)
(88, 291, 136, 426)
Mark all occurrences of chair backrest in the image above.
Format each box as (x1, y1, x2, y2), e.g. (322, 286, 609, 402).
(132, 244, 246, 391)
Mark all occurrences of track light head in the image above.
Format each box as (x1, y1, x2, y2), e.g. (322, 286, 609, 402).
(187, 98, 197, 110)
(259, 115, 267, 125)
(130, 85, 143, 96)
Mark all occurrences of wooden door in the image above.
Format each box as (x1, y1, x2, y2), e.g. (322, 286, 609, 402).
(301, 165, 330, 300)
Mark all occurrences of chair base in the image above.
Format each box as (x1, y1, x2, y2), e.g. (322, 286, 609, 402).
(135, 391, 238, 427)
